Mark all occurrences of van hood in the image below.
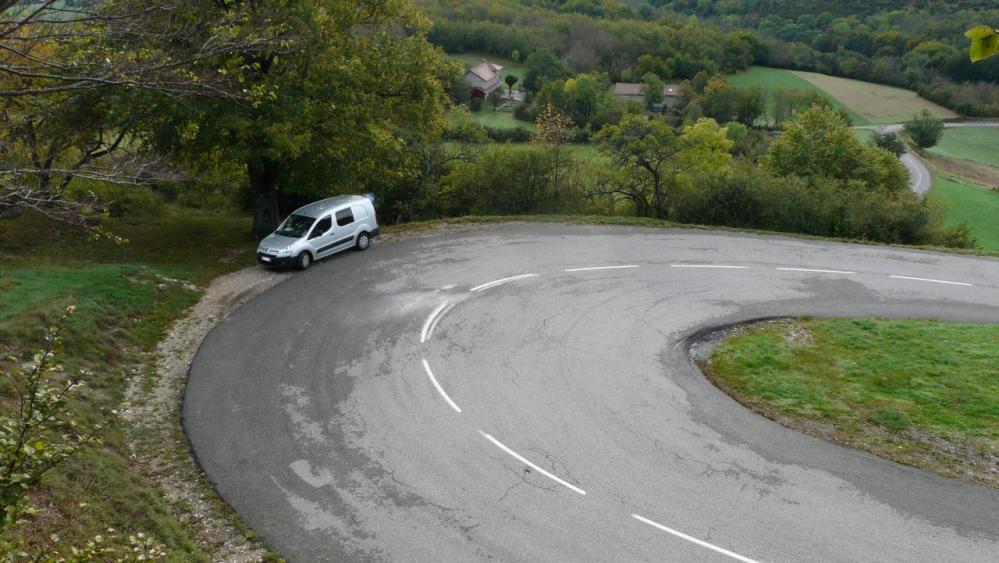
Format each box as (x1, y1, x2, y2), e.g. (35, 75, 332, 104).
(258, 233, 299, 253)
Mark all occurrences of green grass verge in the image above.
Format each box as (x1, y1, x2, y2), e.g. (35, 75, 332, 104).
(930, 175, 999, 252)
(727, 66, 869, 126)
(928, 127, 999, 169)
(439, 142, 608, 163)
(496, 142, 606, 162)
(707, 318, 999, 487)
(853, 129, 876, 144)
(0, 209, 258, 558)
(468, 108, 533, 130)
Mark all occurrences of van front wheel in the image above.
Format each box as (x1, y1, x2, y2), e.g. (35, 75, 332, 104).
(295, 251, 313, 270)
(355, 232, 370, 251)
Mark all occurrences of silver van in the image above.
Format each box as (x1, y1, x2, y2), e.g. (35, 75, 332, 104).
(256, 194, 379, 270)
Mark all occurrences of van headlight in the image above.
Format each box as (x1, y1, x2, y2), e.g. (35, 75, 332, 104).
(274, 247, 292, 256)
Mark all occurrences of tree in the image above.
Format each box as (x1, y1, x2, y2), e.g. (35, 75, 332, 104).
(873, 130, 907, 156)
(153, 0, 451, 237)
(0, 0, 286, 226)
(438, 146, 564, 216)
(523, 49, 571, 93)
(904, 110, 945, 149)
(735, 86, 766, 127)
(635, 54, 670, 80)
(531, 103, 574, 200)
(532, 72, 622, 130)
(764, 105, 907, 192)
(641, 72, 665, 111)
(505, 74, 519, 94)
(594, 115, 732, 218)
(699, 75, 738, 123)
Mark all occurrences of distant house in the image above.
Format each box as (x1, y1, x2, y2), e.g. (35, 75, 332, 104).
(465, 59, 504, 98)
(613, 82, 682, 111)
(612, 82, 645, 105)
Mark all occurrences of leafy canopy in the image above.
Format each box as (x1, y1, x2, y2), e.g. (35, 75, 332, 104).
(905, 110, 945, 149)
(153, 0, 450, 226)
(594, 114, 732, 217)
(763, 105, 907, 192)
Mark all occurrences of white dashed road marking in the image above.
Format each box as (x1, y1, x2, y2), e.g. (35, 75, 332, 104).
(421, 301, 450, 343)
(776, 267, 855, 274)
(631, 514, 760, 563)
(426, 303, 454, 342)
(890, 275, 973, 287)
(470, 273, 539, 292)
(565, 265, 640, 272)
(671, 264, 749, 269)
(478, 431, 586, 495)
(421, 359, 462, 413)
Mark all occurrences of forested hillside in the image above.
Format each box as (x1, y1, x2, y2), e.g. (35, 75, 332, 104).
(418, 0, 760, 79)
(650, 0, 999, 115)
(421, 0, 999, 116)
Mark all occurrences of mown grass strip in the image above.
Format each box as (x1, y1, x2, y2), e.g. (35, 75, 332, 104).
(707, 318, 999, 487)
(930, 175, 999, 252)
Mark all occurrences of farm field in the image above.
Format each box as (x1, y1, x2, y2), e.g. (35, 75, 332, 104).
(449, 52, 526, 91)
(791, 70, 957, 124)
(930, 175, 999, 251)
(728, 66, 868, 125)
(927, 127, 999, 168)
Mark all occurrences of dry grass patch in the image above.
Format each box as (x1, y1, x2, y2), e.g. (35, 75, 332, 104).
(791, 71, 957, 124)
(924, 152, 999, 188)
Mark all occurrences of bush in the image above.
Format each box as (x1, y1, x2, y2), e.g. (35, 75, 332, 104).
(672, 170, 974, 248)
(873, 130, 907, 156)
(469, 97, 484, 112)
(484, 126, 532, 143)
(904, 110, 944, 149)
(444, 106, 489, 143)
(434, 144, 587, 216)
(513, 100, 536, 122)
(66, 180, 164, 218)
(570, 126, 592, 144)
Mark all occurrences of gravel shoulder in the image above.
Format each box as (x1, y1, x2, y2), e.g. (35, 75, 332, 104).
(123, 266, 291, 561)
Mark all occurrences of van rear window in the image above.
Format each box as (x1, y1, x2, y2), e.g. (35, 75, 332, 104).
(335, 208, 354, 227)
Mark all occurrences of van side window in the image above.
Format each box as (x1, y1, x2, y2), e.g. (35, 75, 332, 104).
(335, 208, 354, 227)
(308, 216, 332, 239)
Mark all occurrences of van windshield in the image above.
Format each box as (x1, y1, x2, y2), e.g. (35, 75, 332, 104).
(274, 214, 315, 239)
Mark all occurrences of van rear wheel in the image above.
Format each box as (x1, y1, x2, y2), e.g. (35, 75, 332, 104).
(295, 251, 312, 270)
(355, 232, 371, 251)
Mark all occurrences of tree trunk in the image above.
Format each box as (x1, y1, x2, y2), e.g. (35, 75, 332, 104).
(248, 159, 280, 241)
(652, 173, 666, 219)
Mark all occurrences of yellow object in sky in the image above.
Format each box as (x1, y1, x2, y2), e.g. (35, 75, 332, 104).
(966, 26, 999, 62)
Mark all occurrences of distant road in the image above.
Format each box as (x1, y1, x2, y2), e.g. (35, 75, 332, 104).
(855, 121, 999, 195)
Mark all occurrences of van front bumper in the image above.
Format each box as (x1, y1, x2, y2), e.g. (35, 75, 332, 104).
(257, 252, 293, 267)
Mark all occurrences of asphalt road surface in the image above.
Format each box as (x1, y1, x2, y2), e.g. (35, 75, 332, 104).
(185, 224, 999, 562)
